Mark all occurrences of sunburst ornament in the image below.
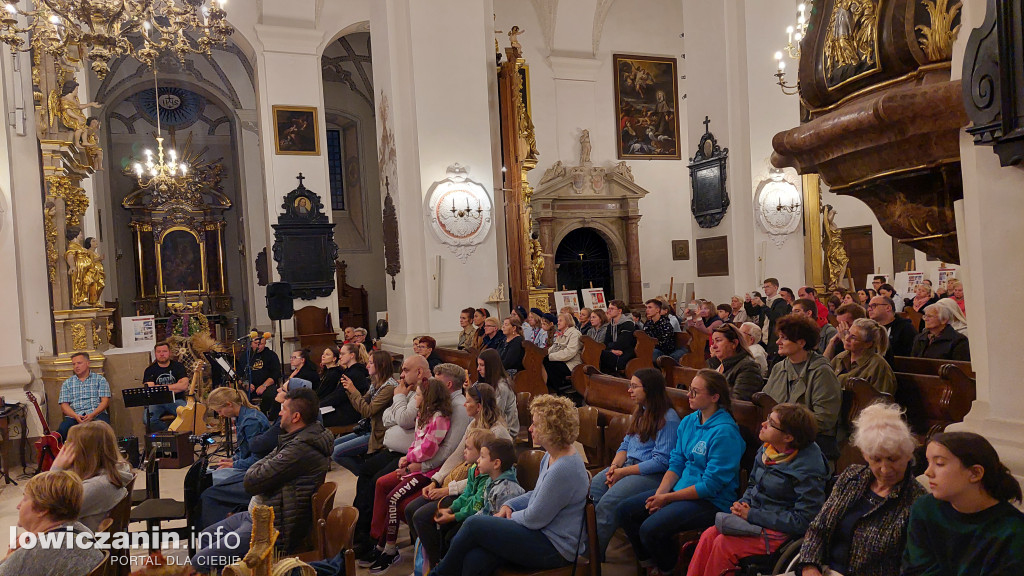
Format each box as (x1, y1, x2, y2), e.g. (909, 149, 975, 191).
(132, 69, 190, 200)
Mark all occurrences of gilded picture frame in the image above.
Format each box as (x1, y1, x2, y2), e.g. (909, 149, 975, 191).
(157, 227, 207, 294)
(613, 54, 681, 160)
(273, 105, 321, 156)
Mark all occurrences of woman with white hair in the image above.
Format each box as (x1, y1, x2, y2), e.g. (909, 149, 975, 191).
(830, 318, 897, 394)
(739, 322, 768, 378)
(790, 403, 926, 576)
(911, 302, 970, 361)
(933, 298, 967, 337)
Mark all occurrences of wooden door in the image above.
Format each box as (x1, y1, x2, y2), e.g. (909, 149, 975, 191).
(841, 225, 875, 290)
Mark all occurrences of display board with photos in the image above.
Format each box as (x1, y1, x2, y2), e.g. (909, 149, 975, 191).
(555, 290, 581, 313)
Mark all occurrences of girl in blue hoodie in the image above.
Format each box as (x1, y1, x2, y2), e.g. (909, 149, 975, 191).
(617, 369, 745, 575)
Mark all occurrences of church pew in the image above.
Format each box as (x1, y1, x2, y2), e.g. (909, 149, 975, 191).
(579, 368, 692, 426)
(513, 341, 547, 397)
(571, 364, 600, 398)
(679, 327, 708, 370)
(580, 336, 605, 370)
(899, 309, 924, 331)
(434, 347, 478, 383)
(893, 368, 976, 441)
(624, 330, 656, 378)
(893, 356, 974, 380)
(836, 378, 895, 472)
(657, 356, 700, 389)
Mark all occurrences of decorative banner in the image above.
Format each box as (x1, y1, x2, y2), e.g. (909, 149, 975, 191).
(584, 288, 607, 310)
(554, 290, 581, 313)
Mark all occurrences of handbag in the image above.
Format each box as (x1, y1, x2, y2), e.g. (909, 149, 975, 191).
(352, 417, 371, 436)
(715, 511, 764, 537)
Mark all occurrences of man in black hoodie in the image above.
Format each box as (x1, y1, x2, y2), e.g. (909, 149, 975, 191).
(191, 387, 333, 573)
(600, 299, 636, 373)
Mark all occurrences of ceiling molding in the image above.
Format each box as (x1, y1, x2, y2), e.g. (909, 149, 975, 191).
(592, 0, 617, 55)
(529, 0, 557, 52)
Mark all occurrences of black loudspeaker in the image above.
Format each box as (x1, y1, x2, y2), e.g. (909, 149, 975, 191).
(118, 436, 141, 468)
(266, 282, 294, 320)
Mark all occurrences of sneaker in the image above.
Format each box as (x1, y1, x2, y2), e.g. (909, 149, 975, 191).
(356, 547, 382, 568)
(368, 551, 401, 575)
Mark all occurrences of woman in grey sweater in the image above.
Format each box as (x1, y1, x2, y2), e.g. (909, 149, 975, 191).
(432, 395, 589, 576)
(50, 420, 133, 530)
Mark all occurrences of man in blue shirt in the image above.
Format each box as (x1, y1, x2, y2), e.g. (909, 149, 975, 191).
(57, 351, 111, 439)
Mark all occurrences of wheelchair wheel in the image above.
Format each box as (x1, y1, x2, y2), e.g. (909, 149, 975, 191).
(771, 537, 803, 575)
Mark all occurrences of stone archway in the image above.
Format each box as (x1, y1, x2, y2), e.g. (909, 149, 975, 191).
(555, 227, 615, 298)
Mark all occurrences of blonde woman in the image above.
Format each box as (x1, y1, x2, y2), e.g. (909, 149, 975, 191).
(542, 312, 583, 396)
(50, 420, 132, 530)
(830, 318, 897, 394)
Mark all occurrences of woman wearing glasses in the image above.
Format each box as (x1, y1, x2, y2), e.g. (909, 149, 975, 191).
(830, 318, 897, 394)
(617, 369, 745, 576)
(687, 403, 828, 576)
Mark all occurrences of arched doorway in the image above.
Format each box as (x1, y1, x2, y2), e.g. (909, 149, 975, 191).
(555, 228, 615, 299)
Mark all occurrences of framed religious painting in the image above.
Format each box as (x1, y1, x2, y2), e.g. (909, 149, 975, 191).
(273, 105, 320, 155)
(613, 54, 681, 160)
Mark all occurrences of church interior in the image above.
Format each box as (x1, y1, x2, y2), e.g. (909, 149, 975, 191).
(0, 0, 1022, 574)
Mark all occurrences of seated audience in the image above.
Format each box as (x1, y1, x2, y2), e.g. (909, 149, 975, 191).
(332, 350, 397, 474)
(794, 403, 925, 576)
(477, 349, 520, 437)
(903, 432, 1024, 575)
(57, 352, 111, 440)
(498, 316, 525, 377)
(793, 298, 836, 356)
(352, 327, 368, 347)
(949, 279, 966, 315)
(867, 295, 916, 362)
(841, 292, 858, 307)
(617, 369, 745, 576)
(416, 335, 444, 370)
(249, 333, 282, 416)
(426, 429, 496, 557)
(578, 307, 593, 336)
(526, 308, 549, 348)
(911, 283, 939, 330)
(878, 283, 904, 313)
(631, 308, 645, 326)
(662, 300, 684, 333)
(911, 303, 971, 361)
(343, 327, 355, 344)
(264, 347, 320, 417)
(432, 395, 589, 576)
(481, 318, 505, 351)
(780, 287, 796, 306)
(458, 307, 477, 350)
(686, 300, 724, 357)
(857, 289, 871, 306)
(192, 387, 333, 572)
(407, 380, 513, 567)
(826, 295, 841, 316)
(539, 312, 557, 349)
(934, 297, 968, 336)
(561, 306, 582, 329)
(542, 312, 583, 396)
(716, 303, 734, 323)
(687, 403, 828, 576)
(644, 298, 679, 362)
(745, 278, 792, 357)
(730, 296, 749, 324)
(313, 346, 343, 401)
(49, 420, 132, 530)
(798, 287, 830, 328)
(588, 308, 610, 344)
(589, 368, 680, 560)
(831, 318, 897, 394)
(471, 308, 489, 350)
(823, 303, 867, 360)
(600, 299, 637, 374)
(707, 323, 764, 401)
(362, 378, 454, 573)
(0, 470, 104, 576)
(142, 340, 189, 431)
(321, 343, 371, 427)
(739, 322, 769, 378)
(763, 314, 842, 461)
(200, 388, 271, 528)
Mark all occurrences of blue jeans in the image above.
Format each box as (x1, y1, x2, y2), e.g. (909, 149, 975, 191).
(57, 411, 109, 440)
(589, 467, 663, 560)
(332, 432, 370, 474)
(147, 400, 187, 431)
(616, 489, 719, 572)
(190, 511, 252, 573)
(653, 347, 689, 363)
(199, 478, 251, 529)
(432, 515, 569, 576)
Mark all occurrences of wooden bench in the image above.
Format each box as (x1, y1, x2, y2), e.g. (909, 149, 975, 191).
(435, 347, 479, 382)
(679, 327, 707, 369)
(580, 336, 605, 370)
(624, 330, 656, 378)
(893, 367, 976, 441)
(514, 342, 547, 397)
(576, 368, 692, 426)
(657, 357, 701, 389)
(836, 378, 895, 471)
(893, 356, 974, 379)
(899, 309, 923, 331)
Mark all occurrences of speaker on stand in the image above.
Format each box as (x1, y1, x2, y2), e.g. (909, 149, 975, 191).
(266, 282, 293, 355)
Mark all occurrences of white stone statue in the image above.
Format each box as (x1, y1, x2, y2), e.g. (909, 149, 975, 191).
(579, 129, 592, 165)
(540, 160, 566, 184)
(613, 161, 634, 182)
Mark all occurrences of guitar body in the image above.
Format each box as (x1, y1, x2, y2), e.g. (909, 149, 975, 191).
(26, 391, 62, 474)
(168, 361, 208, 434)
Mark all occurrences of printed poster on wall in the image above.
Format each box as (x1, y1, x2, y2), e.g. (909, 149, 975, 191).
(938, 268, 957, 286)
(554, 290, 581, 313)
(894, 271, 924, 298)
(584, 288, 607, 310)
(122, 315, 156, 351)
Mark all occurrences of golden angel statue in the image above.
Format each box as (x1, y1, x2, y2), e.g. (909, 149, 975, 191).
(822, 204, 850, 290)
(48, 79, 101, 134)
(528, 234, 546, 288)
(66, 227, 106, 307)
(76, 116, 104, 171)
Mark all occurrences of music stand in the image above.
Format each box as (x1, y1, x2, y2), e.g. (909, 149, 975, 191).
(122, 386, 174, 435)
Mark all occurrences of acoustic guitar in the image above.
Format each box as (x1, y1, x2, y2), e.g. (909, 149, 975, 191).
(168, 360, 208, 435)
(26, 391, 62, 473)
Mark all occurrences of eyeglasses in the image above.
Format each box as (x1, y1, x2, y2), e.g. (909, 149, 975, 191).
(866, 303, 889, 309)
(627, 383, 643, 390)
(765, 417, 786, 433)
(687, 387, 706, 398)
(843, 332, 862, 342)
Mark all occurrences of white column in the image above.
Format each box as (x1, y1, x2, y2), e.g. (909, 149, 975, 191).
(371, 0, 503, 351)
(947, 0, 1024, 476)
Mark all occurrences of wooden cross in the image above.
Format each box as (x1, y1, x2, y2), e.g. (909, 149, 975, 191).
(703, 116, 711, 133)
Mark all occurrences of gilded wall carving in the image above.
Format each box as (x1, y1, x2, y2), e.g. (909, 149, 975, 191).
(71, 322, 88, 350)
(47, 175, 89, 227)
(823, 0, 880, 88)
(916, 0, 963, 61)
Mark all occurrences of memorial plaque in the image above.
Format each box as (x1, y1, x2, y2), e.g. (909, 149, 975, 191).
(671, 240, 690, 261)
(696, 236, 729, 277)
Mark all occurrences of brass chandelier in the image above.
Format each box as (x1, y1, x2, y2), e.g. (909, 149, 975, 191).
(133, 69, 189, 200)
(0, 0, 232, 78)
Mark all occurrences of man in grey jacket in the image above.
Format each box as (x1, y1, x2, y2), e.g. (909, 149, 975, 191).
(191, 387, 333, 572)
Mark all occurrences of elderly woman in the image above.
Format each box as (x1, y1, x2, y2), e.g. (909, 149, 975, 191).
(482, 317, 506, 351)
(542, 312, 583, 396)
(431, 395, 589, 576)
(687, 403, 828, 576)
(49, 420, 133, 530)
(707, 323, 764, 401)
(911, 303, 971, 361)
(739, 322, 769, 378)
(617, 369, 745, 576)
(949, 280, 966, 315)
(934, 297, 968, 336)
(792, 403, 926, 576)
(830, 318, 897, 395)
(730, 296, 749, 324)
(589, 368, 680, 560)
(588, 308, 610, 344)
(0, 470, 104, 576)
(763, 314, 842, 461)
(903, 432, 1024, 575)
(498, 316, 525, 377)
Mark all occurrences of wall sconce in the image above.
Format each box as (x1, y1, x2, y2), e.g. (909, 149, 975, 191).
(773, 3, 808, 96)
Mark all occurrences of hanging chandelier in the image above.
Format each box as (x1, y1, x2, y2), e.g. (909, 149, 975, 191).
(0, 0, 232, 79)
(133, 69, 189, 201)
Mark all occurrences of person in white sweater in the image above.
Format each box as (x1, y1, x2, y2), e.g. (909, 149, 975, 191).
(542, 312, 583, 397)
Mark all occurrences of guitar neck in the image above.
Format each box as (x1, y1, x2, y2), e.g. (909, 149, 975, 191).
(26, 394, 51, 435)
